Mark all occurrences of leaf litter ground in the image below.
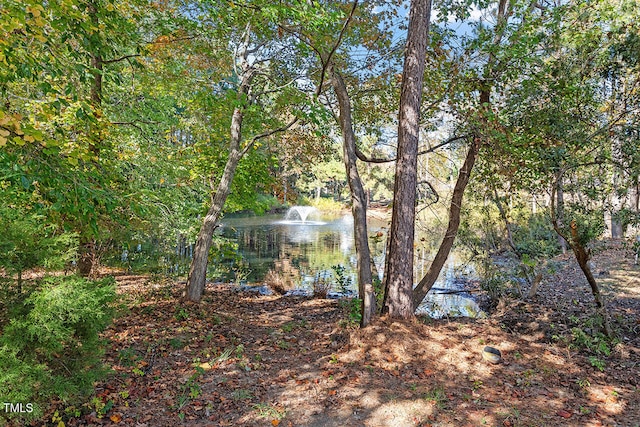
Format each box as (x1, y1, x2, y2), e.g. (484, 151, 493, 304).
(43, 240, 640, 426)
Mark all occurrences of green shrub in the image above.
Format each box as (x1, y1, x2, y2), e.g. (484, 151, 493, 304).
(252, 193, 283, 215)
(0, 207, 77, 291)
(0, 276, 116, 421)
(511, 212, 561, 258)
(331, 264, 353, 294)
(338, 298, 362, 327)
(309, 197, 345, 216)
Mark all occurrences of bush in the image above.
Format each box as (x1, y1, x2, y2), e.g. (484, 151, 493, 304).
(0, 207, 77, 290)
(511, 212, 561, 258)
(312, 270, 332, 298)
(308, 197, 345, 216)
(0, 276, 116, 421)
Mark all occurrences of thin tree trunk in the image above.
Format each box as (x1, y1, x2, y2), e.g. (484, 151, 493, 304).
(412, 135, 480, 309)
(78, 239, 96, 277)
(383, 0, 432, 320)
(185, 65, 253, 302)
(492, 187, 536, 297)
(527, 271, 543, 299)
(550, 180, 613, 337)
(569, 221, 613, 337)
(556, 178, 568, 254)
(410, 0, 514, 310)
(634, 176, 639, 211)
(331, 70, 376, 327)
(183, 42, 297, 301)
(89, 0, 103, 109)
(77, 0, 103, 277)
(185, 147, 244, 302)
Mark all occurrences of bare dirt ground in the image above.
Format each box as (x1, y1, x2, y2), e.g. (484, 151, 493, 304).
(39, 240, 640, 427)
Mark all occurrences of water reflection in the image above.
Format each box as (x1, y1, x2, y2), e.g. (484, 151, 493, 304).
(218, 214, 358, 283)
(217, 212, 484, 318)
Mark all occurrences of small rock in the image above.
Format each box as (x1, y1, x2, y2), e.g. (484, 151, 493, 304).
(482, 346, 502, 364)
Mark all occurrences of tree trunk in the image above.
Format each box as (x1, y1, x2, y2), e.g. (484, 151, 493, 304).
(569, 221, 613, 337)
(526, 271, 543, 299)
(88, 0, 103, 109)
(556, 178, 568, 254)
(551, 182, 613, 337)
(383, 0, 432, 320)
(412, 135, 480, 309)
(78, 239, 96, 277)
(185, 148, 243, 302)
(185, 76, 250, 302)
(634, 176, 639, 212)
(409, 0, 511, 310)
(77, 0, 103, 277)
(331, 70, 376, 327)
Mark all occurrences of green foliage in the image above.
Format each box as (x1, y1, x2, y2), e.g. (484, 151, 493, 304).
(567, 312, 620, 371)
(570, 326, 615, 356)
(0, 205, 77, 282)
(252, 194, 284, 215)
(207, 236, 243, 281)
(564, 204, 606, 247)
(177, 367, 204, 412)
(511, 212, 561, 259)
(479, 272, 512, 302)
(309, 197, 346, 216)
(458, 203, 503, 256)
(174, 307, 190, 321)
(0, 276, 116, 421)
(253, 402, 287, 420)
(588, 356, 606, 372)
(338, 298, 362, 328)
(331, 264, 353, 294)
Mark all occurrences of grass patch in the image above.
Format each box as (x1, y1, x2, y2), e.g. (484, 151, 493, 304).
(253, 402, 286, 420)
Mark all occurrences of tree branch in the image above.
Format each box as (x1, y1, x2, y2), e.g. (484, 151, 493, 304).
(103, 54, 141, 64)
(316, 0, 359, 96)
(355, 134, 470, 163)
(240, 117, 300, 156)
(111, 119, 159, 126)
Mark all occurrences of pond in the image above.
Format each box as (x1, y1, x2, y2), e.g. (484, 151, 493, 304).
(216, 207, 484, 318)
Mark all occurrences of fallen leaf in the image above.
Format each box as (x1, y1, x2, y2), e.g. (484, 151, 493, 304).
(110, 414, 122, 423)
(557, 409, 572, 419)
(271, 420, 280, 426)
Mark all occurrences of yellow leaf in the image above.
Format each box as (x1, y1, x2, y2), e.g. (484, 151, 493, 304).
(271, 420, 280, 426)
(24, 135, 35, 143)
(190, 362, 212, 370)
(57, 421, 65, 427)
(0, 136, 6, 147)
(27, 6, 41, 17)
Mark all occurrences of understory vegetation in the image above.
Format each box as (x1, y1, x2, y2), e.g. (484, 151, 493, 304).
(1, 0, 640, 424)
